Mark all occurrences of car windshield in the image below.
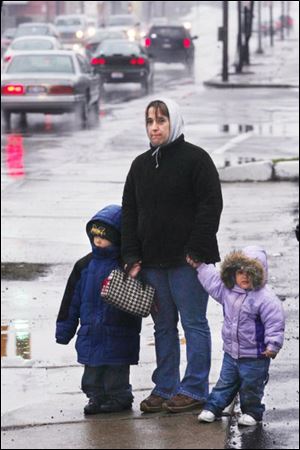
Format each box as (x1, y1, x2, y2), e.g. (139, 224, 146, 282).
(6, 55, 75, 74)
(16, 26, 50, 37)
(107, 16, 135, 26)
(55, 18, 84, 26)
(93, 30, 124, 41)
(98, 40, 140, 55)
(12, 39, 54, 50)
(150, 27, 186, 38)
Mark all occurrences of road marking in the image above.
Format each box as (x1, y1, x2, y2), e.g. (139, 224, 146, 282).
(212, 131, 254, 155)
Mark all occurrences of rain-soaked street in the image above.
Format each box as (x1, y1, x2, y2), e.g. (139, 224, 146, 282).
(1, 1, 299, 449)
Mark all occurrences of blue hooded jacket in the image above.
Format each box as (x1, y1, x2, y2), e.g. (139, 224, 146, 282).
(56, 205, 141, 366)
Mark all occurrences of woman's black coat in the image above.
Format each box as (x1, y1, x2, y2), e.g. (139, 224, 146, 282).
(122, 134, 223, 268)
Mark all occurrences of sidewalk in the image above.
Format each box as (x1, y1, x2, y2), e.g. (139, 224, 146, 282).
(203, 36, 299, 182)
(204, 36, 299, 89)
(2, 182, 299, 449)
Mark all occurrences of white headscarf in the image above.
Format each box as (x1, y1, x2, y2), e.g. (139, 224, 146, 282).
(147, 97, 184, 168)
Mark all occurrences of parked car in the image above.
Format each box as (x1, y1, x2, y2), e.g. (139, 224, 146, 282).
(84, 28, 127, 59)
(3, 36, 62, 63)
(1, 50, 100, 128)
(144, 24, 198, 74)
(90, 39, 154, 93)
(275, 14, 294, 31)
(15, 22, 60, 39)
(1, 28, 17, 57)
(105, 14, 143, 41)
(54, 15, 90, 48)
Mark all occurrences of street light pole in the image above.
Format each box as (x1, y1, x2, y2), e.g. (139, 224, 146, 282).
(280, 0, 285, 40)
(236, 0, 242, 73)
(270, 1, 274, 47)
(222, 1, 229, 81)
(256, 0, 263, 53)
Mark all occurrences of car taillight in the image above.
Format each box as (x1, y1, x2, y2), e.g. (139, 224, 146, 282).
(91, 57, 106, 65)
(2, 84, 25, 95)
(145, 37, 151, 47)
(4, 55, 12, 63)
(183, 38, 191, 48)
(130, 57, 145, 65)
(49, 86, 74, 95)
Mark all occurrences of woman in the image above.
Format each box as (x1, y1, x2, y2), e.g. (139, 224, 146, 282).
(121, 98, 223, 413)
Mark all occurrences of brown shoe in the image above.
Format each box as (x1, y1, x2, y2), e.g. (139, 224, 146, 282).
(140, 394, 166, 413)
(162, 394, 204, 413)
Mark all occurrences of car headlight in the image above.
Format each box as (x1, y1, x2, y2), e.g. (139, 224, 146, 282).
(183, 21, 192, 31)
(76, 30, 84, 39)
(127, 28, 136, 41)
(87, 27, 96, 37)
(73, 43, 85, 55)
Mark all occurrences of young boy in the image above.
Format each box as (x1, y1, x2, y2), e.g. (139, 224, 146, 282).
(187, 245, 285, 426)
(56, 205, 141, 414)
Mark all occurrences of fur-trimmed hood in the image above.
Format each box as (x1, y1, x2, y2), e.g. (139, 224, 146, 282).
(221, 245, 268, 290)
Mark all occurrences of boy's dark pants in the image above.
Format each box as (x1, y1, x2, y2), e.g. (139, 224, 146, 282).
(82, 365, 133, 406)
(205, 352, 270, 421)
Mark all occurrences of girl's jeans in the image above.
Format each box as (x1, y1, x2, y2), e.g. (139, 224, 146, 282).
(142, 265, 211, 401)
(81, 365, 133, 405)
(205, 352, 271, 421)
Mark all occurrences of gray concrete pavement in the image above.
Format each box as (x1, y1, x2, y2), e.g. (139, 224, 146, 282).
(2, 182, 299, 449)
(204, 36, 299, 89)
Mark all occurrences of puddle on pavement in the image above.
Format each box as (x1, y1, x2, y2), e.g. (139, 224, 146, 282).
(1, 263, 52, 281)
(187, 123, 298, 137)
(1, 320, 31, 360)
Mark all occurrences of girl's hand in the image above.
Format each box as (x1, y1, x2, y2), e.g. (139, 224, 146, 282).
(186, 255, 202, 269)
(261, 348, 277, 359)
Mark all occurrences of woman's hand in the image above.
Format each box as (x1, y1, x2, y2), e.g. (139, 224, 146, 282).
(124, 261, 142, 278)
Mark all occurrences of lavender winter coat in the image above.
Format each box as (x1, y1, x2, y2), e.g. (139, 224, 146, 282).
(197, 246, 285, 359)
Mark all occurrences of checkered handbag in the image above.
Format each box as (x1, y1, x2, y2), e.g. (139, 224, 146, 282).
(101, 269, 155, 317)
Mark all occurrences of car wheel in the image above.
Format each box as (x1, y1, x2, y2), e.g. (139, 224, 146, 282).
(76, 98, 89, 128)
(3, 111, 11, 130)
(141, 79, 150, 95)
(20, 113, 28, 127)
(91, 100, 100, 125)
(99, 77, 105, 98)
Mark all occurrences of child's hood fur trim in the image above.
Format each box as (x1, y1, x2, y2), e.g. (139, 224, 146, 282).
(221, 250, 265, 290)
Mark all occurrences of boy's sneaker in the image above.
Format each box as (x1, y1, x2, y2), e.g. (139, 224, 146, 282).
(238, 414, 258, 426)
(140, 394, 166, 413)
(84, 398, 103, 415)
(198, 410, 216, 423)
(99, 399, 132, 413)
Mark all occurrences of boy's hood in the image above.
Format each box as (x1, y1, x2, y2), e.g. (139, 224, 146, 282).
(221, 245, 268, 290)
(86, 204, 121, 242)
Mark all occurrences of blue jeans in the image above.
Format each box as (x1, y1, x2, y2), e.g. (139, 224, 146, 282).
(142, 265, 211, 401)
(81, 365, 133, 405)
(205, 352, 271, 421)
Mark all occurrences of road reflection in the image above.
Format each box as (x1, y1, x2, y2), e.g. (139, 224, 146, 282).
(5, 134, 25, 178)
(1, 321, 31, 360)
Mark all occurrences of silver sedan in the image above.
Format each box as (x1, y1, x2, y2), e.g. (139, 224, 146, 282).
(1, 50, 101, 128)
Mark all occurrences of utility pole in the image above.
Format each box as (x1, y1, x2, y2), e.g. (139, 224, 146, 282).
(236, 0, 243, 73)
(256, 0, 263, 53)
(270, 1, 274, 47)
(286, 0, 290, 37)
(280, 1, 285, 40)
(222, 1, 229, 81)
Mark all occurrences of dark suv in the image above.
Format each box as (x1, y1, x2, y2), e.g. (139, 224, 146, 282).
(144, 25, 197, 74)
